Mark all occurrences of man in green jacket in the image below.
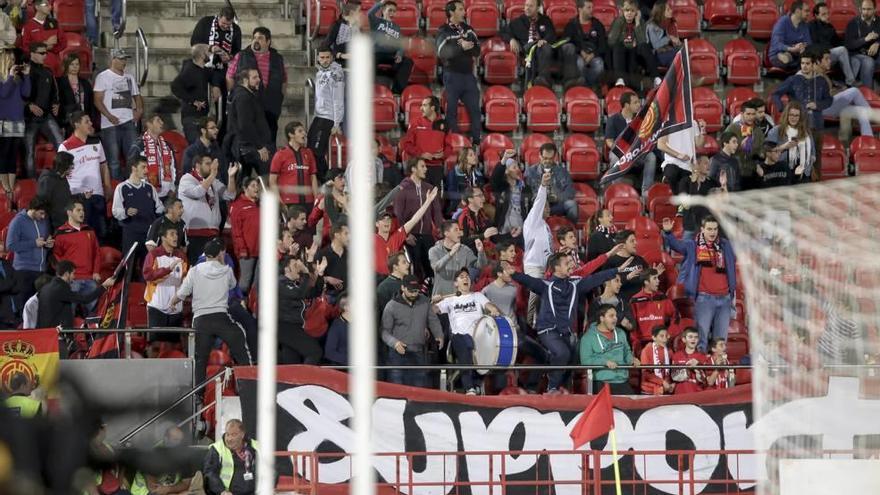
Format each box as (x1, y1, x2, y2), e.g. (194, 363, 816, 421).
(580, 304, 640, 394)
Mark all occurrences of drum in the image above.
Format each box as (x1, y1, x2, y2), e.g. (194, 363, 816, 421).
(472, 316, 518, 375)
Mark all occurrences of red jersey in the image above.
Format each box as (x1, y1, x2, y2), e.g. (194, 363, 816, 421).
(671, 349, 707, 394)
(399, 114, 448, 166)
(53, 222, 101, 280)
(374, 227, 407, 275)
(698, 265, 729, 295)
(20, 17, 64, 73)
(229, 195, 260, 258)
(270, 145, 317, 205)
(630, 289, 677, 345)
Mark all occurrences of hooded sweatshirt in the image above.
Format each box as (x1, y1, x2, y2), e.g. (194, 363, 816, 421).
(428, 240, 486, 297)
(580, 322, 634, 383)
(6, 209, 51, 272)
(380, 293, 443, 352)
(771, 70, 832, 130)
(176, 258, 236, 318)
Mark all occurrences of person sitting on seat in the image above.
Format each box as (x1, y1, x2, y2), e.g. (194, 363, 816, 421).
(639, 326, 674, 395)
(580, 304, 640, 394)
(671, 326, 708, 394)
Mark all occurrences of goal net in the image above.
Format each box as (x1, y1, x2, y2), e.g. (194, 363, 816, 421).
(679, 175, 880, 495)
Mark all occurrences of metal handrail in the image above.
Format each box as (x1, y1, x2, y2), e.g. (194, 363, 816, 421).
(135, 27, 149, 88)
(114, 0, 127, 39)
(58, 327, 197, 359)
(308, 0, 321, 40)
(304, 77, 314, 126)
(117, 366, 231, 445)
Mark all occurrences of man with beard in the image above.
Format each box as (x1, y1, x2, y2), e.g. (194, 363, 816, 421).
(277, 255, 327, 364)
(226, 27, 287, 143)
(171, 44, 218, 144)
(227, 68, 272, 178)
(381, 274, 444, 387)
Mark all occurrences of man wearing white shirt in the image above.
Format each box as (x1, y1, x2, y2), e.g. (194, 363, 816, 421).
(57, 111, 112, 239)
(435, 269, 501, 395)
(658, 119, 706, 194)
(522, 170, 552, 327)
(94, 48, 143, 180)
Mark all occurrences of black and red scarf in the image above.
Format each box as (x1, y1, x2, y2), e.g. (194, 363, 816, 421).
(696, 231, 725, 272)
(190, 168, 215, 209)
(208, 16, 234, 61)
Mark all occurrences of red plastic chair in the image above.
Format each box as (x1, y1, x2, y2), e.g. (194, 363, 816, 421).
(0, 211, 15, 234)
(545, 0, 577, 34)
(564, 86, 601, 133)
(480, 132, 515, 165)
(306, 0, 339, 36)
(394, 0, 421, 36)
(99, 246, 123, 279)
(483, 85, 520, 132)
(696, 134, 719, 157)
(722, 39, 761, 86)
(468, 2, 501, 37)
(424, 0, 447, 34)
(744, 0, 779, 40)
(724, 87, 759, 117)
(602, 182, 639, 205)
(373, 85, 399, 132)
(702, 0, 742, 30)
(503, 0, 526, 20)
(523, 86, 560, 132)
(563, 134, 601, 181)
(592, 0, 618, 30)
(407, 37, 437, 84)
(573, 183, 599, 225)
(692, 87, 724, 132)
(828, 0, 857, 36)
(400, 84, 432, 126)
(521, 133, 553, 165)
(853, 136, 880, 175)
(669, 0, 702, 37)
(604, 86, 637, 116)
(480, 37, 518, 84)
(160, 130, 187, 176)
(55, 0, 86, 32)
(13, 179, 37, 210)
(607, 196, 643, 228)
(645, 183, 672, 209)
(688, 39, 719, 85)
(126, 282, 149, 328)
(821, 135, 848, 180)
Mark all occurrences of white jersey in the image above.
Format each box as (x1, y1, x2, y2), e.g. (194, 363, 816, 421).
(58, 136, 107, 196)
(661, 122, 699, 173)
(437, 292, 490, 336)
(522, 184, 553, 269)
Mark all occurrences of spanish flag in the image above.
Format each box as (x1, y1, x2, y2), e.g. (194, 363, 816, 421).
(0, 329, 60, 394)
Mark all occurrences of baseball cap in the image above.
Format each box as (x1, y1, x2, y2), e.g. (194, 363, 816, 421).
(378, 211, 393, 221)
(203, 238, 225, 257)
(763, 139, 779, 151)
(110, 48, 131, 60)
(401, 275, 421, 292)
(35, 0, 50, 6)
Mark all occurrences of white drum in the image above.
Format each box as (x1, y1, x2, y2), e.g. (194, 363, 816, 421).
(472, 316, 518, 375)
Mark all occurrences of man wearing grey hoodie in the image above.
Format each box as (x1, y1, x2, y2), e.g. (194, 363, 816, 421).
(381, 275, 444, 387)
(173, 238, 253, 388)
(428, 220, 487, 297)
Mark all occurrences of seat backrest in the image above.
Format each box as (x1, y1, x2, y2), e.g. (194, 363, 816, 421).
(480, 132, 515, 155)
(851, 135, 880, 156)
(605, 86, 637, 115)
(523, 85, 556, 106)
(521, 133, 553, 153)
(688, 38, 717, 54)
(723, 38, 757, 60)
(603, 182, 639, 204)
(564, 85, 598, 104)
(401, 84, 432, 109)
(374, 84, 394, 99)
(645, 183, 673, 206)
(724, 87, 758, 115)
(483, 85, 517, 104)
(562, 133, 596, 152)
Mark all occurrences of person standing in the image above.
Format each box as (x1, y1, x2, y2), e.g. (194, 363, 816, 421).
(94, 49, 144, 181)
(277, 255, 327, 364)
(368, 0, 414, 94)
(190, 6, 242, 125)
(521, 170, 553, 326)
(146, 196, 187, 251)
(178, 157, 239, 266)
(428, 220, 487, 298)
(324, 295, 350, 366)
(24, 41, 62, 179)
(227, 68, 272, 178)
(171, 44, 216, 144)
(662, 217, 737, 353)
(436, 0, 481, 144)
(20, 0, 64, 74)
(393, 158, 444, 280)
(129, 114, 177, 200)
(270, 121, 318, 215)
(308, 44, 345, 181)
(709, 132, 742, 192)
(374, 187, 438, 276)
(56, 54, 94, 135)
(524, 143, 578, 223)
(58, 111, 113, 238)
(225, 27, 287, 143)
(229, 177, 261, 294)
(111, 157, 164, 268)
(381, 274, 444, 387)
(580, 304, 639, 394)
(142, 225, 188, 338)
(0, 51, 30, 194)
(37, 151, 73, 231)
(6, 196, 51, 313)
(182, 116, 222, 174)
(399, 96, 448, 188)
(172, 238, 253, 389)
(490, 151, 531, 236)
(605, 92, 659, 195)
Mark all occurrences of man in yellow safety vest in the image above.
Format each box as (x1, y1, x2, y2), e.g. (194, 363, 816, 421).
(3, 372, 42, 418)
(203, 419, 259, 495)
(130, 426, 197, 495)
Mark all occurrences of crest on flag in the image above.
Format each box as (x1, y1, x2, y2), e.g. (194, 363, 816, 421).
(601, 43, 695, 185)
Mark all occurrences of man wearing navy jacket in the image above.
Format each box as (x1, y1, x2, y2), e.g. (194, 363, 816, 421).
(111, 157, 164, 272)
(437, 0, 481, 144)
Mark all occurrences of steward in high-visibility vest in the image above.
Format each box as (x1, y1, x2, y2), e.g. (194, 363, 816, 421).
(130, 425, 193, 495)
(4, 372, 42, 418)
(203, 420, 259, 495)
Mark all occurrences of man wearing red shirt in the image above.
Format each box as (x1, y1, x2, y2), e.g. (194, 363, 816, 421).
(270, 121, 318, 215)
(630, 267, 677, 350)
(375, 187, 438, 276)
(20, 0, 65, 74)
(52, 199, 102, 313)
(671, 327, 707, 395)
(399, 96, 449, 188)
(229, 177, 261, 294)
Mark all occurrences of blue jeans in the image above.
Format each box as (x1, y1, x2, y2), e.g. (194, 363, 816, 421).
(830, 46, 858, 85)
(549, 199, 579, 224)
(823, 87, 874, 136)
(853, 53, 880, 88)
(451, 334, 476, 390)
(385, 348, 429, 388)
(101, 121, 137, 180)
(71, 278, 100, 315)
(578, 55, 605, 86)
(85, 0, 122, 44)
(694, 293, 732, 353)
(442, 71, 481, 143)
(538, 329, 575, 390)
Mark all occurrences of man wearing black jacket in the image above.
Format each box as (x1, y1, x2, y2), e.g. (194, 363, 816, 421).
(190, 7, 241, 96)
(24, 41, 63, 179)
(560, 0, 608, 88)
(227, 68, 272, 178)
(490, 150, 532, 235)
(845, 0, 880, 88)
(36, 151, 73, 230)
(278, 255, 327, 364)
(171, 44, 217, 144)
(810, 2, 858, 86)
(436, 0, 481, 144)
(35, 260, 114, 329)
(501, 0, 557, 87)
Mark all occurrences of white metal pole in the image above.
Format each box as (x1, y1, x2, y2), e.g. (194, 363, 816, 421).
(256, 189, 279, 495)
(348, 33, 376, 495)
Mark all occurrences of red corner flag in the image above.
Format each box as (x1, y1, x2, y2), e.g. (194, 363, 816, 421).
(570, 384, 615, 449)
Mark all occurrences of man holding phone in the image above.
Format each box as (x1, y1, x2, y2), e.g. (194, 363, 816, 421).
(524, 142, 578, 223)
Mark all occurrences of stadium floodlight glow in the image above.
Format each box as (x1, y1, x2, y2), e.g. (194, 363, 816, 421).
(256, 189, 279, 495)
(348, 33, 377, 495)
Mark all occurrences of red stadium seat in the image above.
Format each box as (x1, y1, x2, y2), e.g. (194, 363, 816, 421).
(34, 143, 55, 175)
(605, 86, 637, 116)
(625, 215, 661, 240)
(480, 37, 518, 84)
(723, 39, 761, 86)
(545, 0, 577, 34)
(563, 134, 601, 181)
(592, 0, 618, 30)
(440, 91, 472, 133)
(160, 130, 187, 176)
(424, 0, 447, 34)
(850, 135, 880, 157)
(821, 135, 848, 180)
(645, 183, 672, 209)
(725, 87, 759, 117)
(400, 84, 432, 126)
(669, 0, 701, 38)
(99, 246, 123, 279)
(468, 2, 501, 37)
(607, 196, 642, 228)
(483, 85, 520, 132)
(55, 0, 86, 32)
(744, 0, 779, 40)
(702, 0, 742, 30)
(503, 0, 526, 20)
(573, 183, 599, 224)
(394, 0, 420, 36)
(688, 39, 720, 85)
(853, 136, 880, 175)
(649, 196, 677, 225)
(692, 87, 724, 132)
(696, 134, 720, 156)
(407, 37, 437, 84)
(446, 133, 472, 157)
(602, 182, 639, 205)
(306, 0, 339, 36)
(827, 0, 857, 36)
(523, 86, 560, 132)
(480, 132, 515, 165)
(58, 32, 93, 78)
(521, 133, 553, 164)
(373, 85, 398, 132)
(126, 282, 149, 328)
(564, 86, 601, 133)
(13, 179, 37, 210)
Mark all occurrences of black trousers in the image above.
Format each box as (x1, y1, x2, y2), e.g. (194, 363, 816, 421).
(121, 226, 148, 281)
(612, 44, 659, 85)
(376, 53, 414, 94)
(592, 380, 634, 395)
(15, 269, 41, 317)
(526, 43, 555, 82)
(278, 322, 323, 364)
(307, 116, 335, 181)
(265, 110, 280, 149)
(406, 233, 435, 281)
(663, 163, 690, 195)
(147, 306, 184, 343)
(194, 311, 254, 388)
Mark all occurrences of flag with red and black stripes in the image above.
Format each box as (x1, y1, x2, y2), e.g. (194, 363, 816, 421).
(600, 43, 695, 186)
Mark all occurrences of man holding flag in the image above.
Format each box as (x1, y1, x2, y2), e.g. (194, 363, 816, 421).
(601, 42, 695, 189)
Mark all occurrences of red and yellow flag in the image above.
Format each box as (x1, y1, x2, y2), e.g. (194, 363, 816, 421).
(0, 329, 60, 393)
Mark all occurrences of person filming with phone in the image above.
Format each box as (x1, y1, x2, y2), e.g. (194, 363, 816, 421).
(523, 142, 578, 224)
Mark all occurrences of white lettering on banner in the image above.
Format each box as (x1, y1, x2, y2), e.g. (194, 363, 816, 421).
(272, 378, 880, 495)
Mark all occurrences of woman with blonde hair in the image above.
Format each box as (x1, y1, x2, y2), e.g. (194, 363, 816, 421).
(0, 49, 29, 195)
(608, 0, 659, 88)
(767, 101, 815, 182)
